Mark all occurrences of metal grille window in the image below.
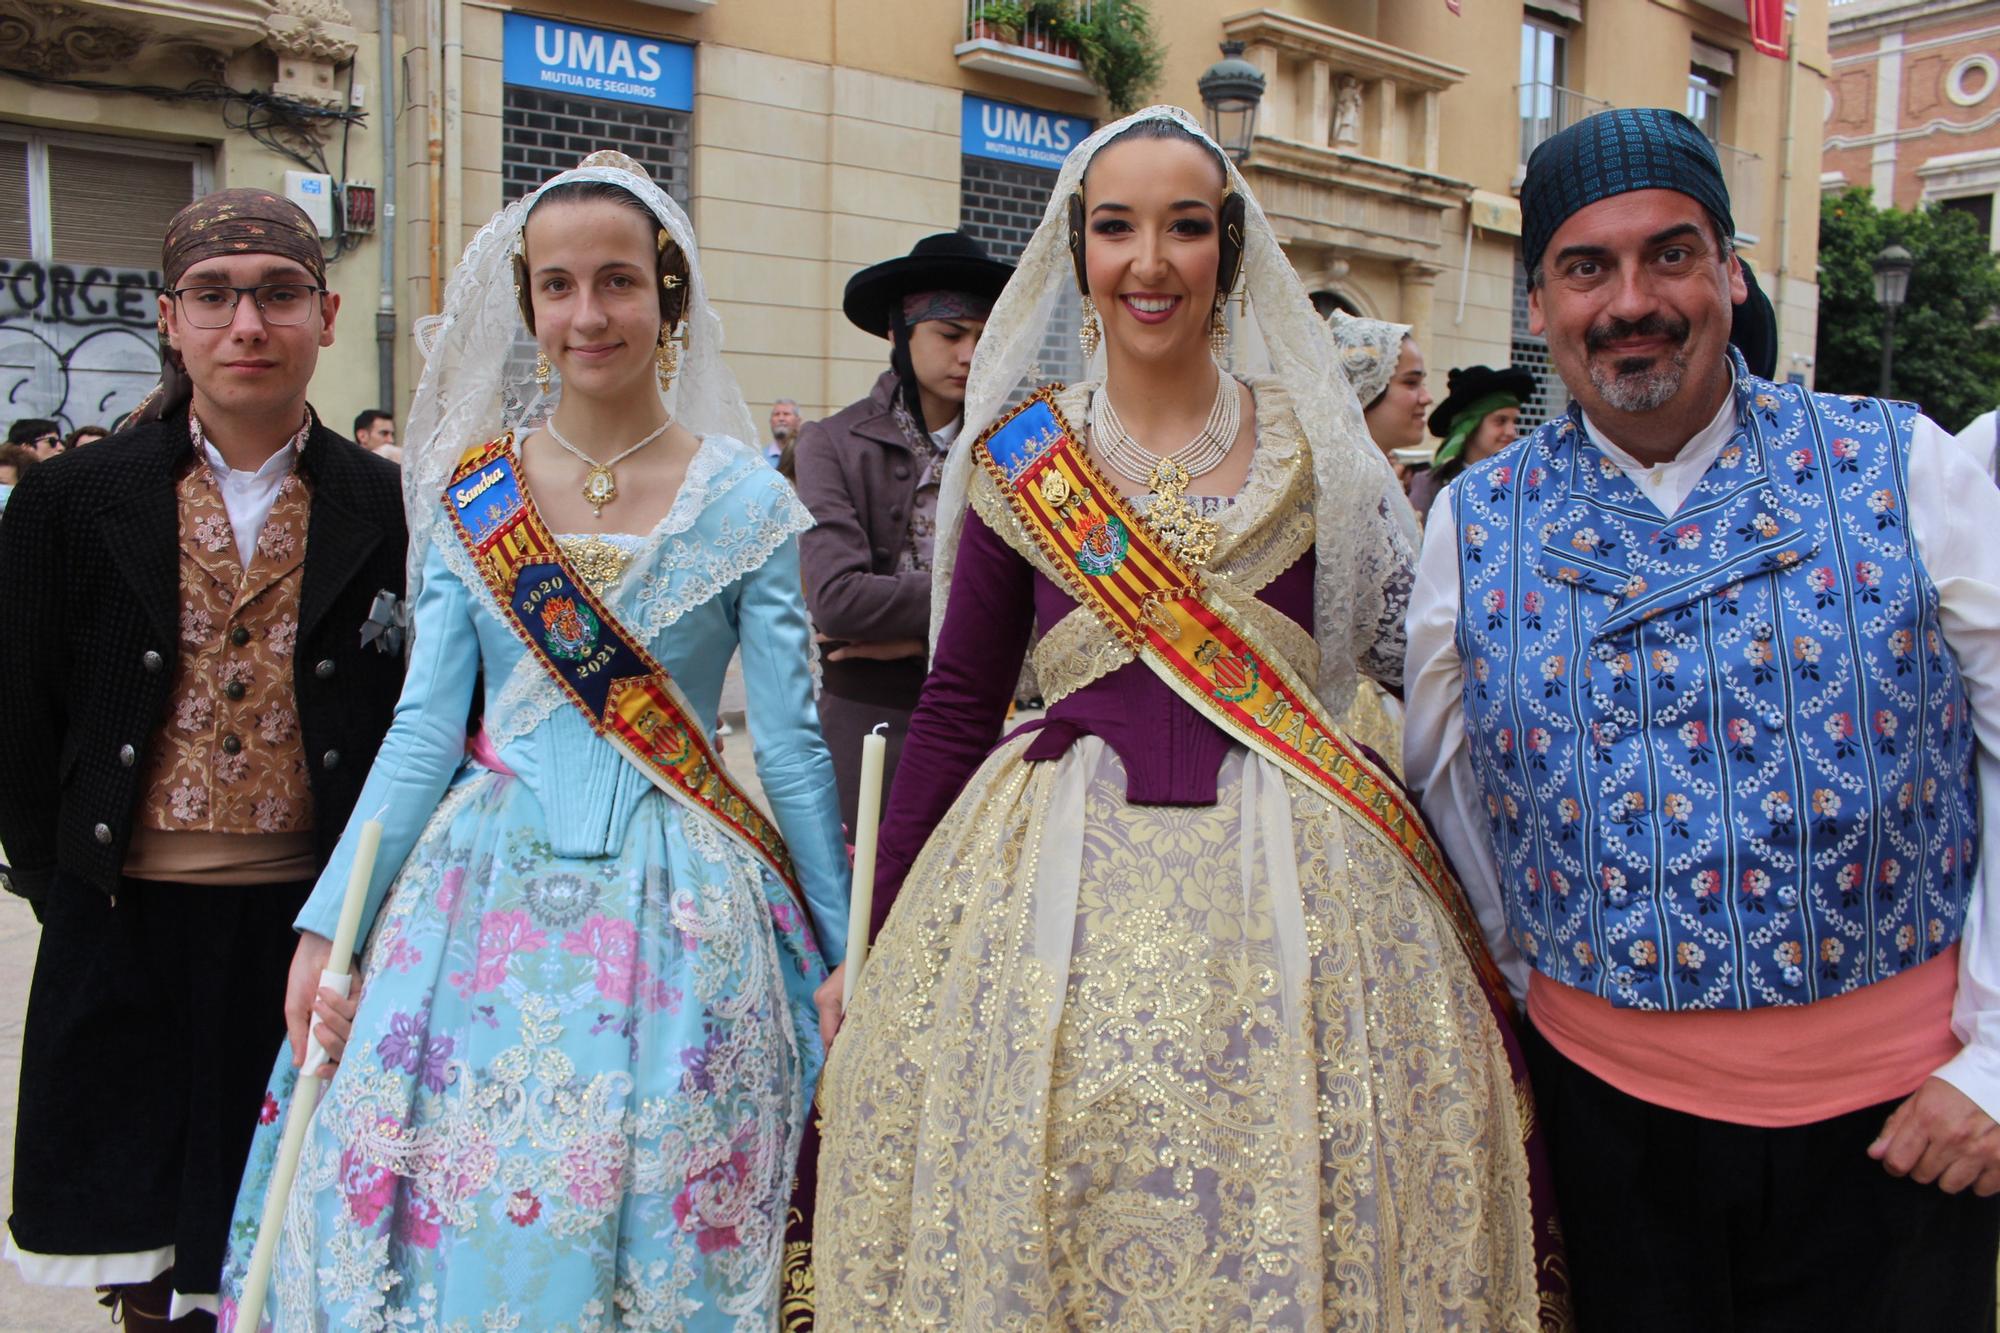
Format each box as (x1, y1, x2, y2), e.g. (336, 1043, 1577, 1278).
(961, 154, 1084, 389)
(1512, 259, 1570, 429)
(501, 88, 689, 204)
(0, 125, 209, 430)
(500, 90, 690, 392)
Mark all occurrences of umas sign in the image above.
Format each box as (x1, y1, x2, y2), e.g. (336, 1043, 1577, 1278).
(962, 96, 1093, 171)
(0, 259, 162, 430)
(502, 15, 693, 111)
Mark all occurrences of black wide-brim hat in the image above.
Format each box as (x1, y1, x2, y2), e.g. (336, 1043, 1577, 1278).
(1428, 364, 1539, 440)
(842, 231, 1016, 338)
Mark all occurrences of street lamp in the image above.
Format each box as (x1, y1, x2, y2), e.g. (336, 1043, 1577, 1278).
(1198, 40, 1266, 165)
(1872, 242, 1915, 397)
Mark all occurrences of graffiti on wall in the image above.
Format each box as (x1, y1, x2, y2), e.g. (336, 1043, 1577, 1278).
(0, 259, 164, 431)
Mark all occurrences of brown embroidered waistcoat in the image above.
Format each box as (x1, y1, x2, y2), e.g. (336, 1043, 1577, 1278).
(134, 453, 315, 833)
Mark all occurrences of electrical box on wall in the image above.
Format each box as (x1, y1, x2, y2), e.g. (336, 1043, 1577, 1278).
(283, 170, 336, 238)
(341, 181, 377, 234)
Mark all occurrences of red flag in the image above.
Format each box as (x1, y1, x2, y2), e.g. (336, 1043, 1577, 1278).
(1749, 0, 1786, 57)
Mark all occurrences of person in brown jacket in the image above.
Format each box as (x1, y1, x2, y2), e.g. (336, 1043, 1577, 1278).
(792, 233, 1013, 829)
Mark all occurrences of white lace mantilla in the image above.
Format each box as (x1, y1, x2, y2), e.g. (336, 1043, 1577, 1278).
(931, 104, 1418, 717)
(485, 436, 812, 748)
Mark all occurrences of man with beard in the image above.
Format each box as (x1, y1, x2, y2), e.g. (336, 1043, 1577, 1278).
(1405, 107, 2000, 1328)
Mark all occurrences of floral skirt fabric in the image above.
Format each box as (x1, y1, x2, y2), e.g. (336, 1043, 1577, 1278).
(814, 735, 1544, 1332)
(220, 766, 825, 1332)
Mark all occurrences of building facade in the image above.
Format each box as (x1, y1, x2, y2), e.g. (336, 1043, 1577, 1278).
(1824, 0, 2000, 251)
(0, 0, 1827, 441)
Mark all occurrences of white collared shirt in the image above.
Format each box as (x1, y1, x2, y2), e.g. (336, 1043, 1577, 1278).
(1403, 395, 2000, 1120)
(189, 412, 309, 568)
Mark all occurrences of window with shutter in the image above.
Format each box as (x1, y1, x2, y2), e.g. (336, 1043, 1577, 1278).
(0, 126, 209, 431)
(49, 146, 197, 269)
(0, 137, 29, 259)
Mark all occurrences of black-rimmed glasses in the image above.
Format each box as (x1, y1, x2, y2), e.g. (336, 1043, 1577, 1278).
(168, 283, 327, 329)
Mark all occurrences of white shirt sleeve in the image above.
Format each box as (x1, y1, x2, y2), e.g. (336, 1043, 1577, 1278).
(1402, 487, 1532, 1001)
(1908, 415, 2000, 1119)
(1953, 409, 1998, 480)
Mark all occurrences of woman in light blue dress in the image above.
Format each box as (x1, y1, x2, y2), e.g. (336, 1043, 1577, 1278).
(219, 151, 848, 1330)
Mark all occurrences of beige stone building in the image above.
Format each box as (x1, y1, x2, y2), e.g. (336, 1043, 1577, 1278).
(0, 0, 1828, 440)
(1824, 0, 2000, 250)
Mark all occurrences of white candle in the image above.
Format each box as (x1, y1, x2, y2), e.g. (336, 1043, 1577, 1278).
(234, 817, 383, 1331)
(842, 727, 887, 1009)
(327, 818, 383, 965)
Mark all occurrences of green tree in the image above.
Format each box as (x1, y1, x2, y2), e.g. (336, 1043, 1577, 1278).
(1816, 188, 2000, 431)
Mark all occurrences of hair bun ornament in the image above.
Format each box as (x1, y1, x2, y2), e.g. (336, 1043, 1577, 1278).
(577, 149, 652, 180)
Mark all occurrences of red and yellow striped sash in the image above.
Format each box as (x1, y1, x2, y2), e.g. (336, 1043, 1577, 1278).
(975, 390, 1510, 1012)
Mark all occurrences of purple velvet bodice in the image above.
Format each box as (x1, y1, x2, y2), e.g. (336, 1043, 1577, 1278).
(871, 508, 1314, 933)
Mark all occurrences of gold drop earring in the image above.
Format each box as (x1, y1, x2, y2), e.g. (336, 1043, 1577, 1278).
(534, 350, 552, 389)
(657, 324, 682, 392)
(1210, 304, 1231, 363)
(1079, 295, 1101, 360)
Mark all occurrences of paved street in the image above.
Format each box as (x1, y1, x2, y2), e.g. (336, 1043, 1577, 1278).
(0, 895, 103, 1330)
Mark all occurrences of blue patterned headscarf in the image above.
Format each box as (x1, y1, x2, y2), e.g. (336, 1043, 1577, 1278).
(1520, 108, 1733, 282)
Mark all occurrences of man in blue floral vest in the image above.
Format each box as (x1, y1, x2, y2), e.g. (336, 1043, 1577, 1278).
(1406, 107, 2000, 1329)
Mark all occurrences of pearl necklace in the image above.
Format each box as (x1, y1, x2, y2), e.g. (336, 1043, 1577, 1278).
(1088, 374, 1241, 568)
(544, 417, 672, 517)
(1090, 372, 1240, 487)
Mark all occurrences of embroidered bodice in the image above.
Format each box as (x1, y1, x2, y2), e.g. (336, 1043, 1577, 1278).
(1451, 362, 1978, 1010)
(294, 435, 849, 962)
(873, 379, 1328, 919)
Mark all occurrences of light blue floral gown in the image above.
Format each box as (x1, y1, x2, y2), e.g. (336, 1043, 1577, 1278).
(219, 436, 848, 1331)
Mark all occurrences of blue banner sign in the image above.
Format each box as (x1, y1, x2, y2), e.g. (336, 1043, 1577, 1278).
(962, 95, 1092, 171)
(502, 14, 693, 111)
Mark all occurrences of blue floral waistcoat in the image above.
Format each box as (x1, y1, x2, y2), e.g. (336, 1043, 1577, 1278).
(1452, 354, 1978, 1009)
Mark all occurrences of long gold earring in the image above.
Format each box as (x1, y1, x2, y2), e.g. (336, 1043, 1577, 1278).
(1210, 305, 1231, 363)
(534, 351, 551, 389)
(1080, 296, 1101, 360)
(657, 324, 680, 392)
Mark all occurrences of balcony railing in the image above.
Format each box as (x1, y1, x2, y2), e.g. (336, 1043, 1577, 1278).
(1516, 82, 1613, 167)
(963, 1, 1094, 59)
(957, 1, 1097, 94)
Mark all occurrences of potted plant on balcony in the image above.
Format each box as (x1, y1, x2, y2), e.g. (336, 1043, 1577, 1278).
(1047, 2, 1088, 62)
(1020, 0, 1065, 55)
(971, 1, 1025, 45)
(1076, 0, 1164, 114)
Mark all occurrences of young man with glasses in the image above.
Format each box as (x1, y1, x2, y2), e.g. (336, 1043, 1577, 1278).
(0, 189, 409, 1330)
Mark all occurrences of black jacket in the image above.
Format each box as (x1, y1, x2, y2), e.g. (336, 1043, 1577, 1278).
(0, 409, 408, 907)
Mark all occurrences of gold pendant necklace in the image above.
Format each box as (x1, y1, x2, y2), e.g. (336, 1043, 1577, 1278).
(545, 417, 673, 518)
(1143, 457, 1220, 567)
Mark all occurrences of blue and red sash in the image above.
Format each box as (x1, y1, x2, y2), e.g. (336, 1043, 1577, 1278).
(444, 436, 812, 945)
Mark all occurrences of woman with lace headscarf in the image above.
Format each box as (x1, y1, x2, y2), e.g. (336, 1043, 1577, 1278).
(814, 107, 1565, 1330)
(217, 151, 848, 1328)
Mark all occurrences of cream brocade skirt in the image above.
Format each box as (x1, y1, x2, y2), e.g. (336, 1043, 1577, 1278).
(814, 733, 1539, 1331)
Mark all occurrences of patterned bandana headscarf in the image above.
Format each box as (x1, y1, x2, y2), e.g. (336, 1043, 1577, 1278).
(900, 290, 993, 326)
(131, 189, 328, 426)
(1326, 311, 1412, 407)
(1520, 107, 1733, 283)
